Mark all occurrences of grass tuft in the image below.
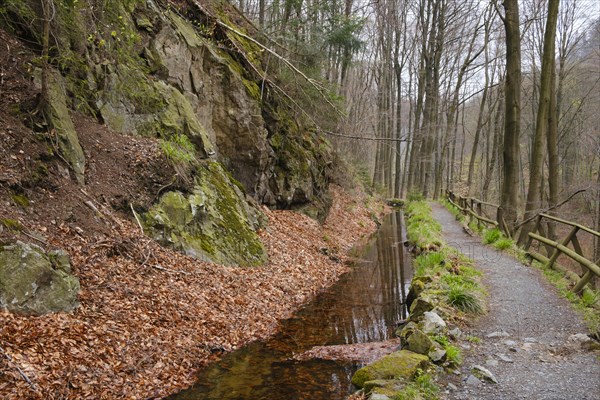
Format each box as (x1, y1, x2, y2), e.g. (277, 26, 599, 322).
(483, 228, 502, 244)
(493, 237, 514, 250)
(446, 283, 484, 314)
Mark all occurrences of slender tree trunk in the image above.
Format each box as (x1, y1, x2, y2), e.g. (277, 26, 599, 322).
(482, 93, 504, 200)
(500, 0, 522, 234)
(39, 0, 51, 116)
(518, 0, 560, 245)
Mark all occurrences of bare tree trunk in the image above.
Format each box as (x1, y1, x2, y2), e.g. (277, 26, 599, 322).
(39, 0, 51, 117)
(500, 0, 522, 234)
(518, 0, 559, 245)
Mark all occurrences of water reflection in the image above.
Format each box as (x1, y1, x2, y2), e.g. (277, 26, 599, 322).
(170, 211, 412, 400)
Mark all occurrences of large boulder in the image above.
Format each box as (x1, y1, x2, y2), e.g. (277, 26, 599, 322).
(143, 161, 267, 266)
(351, 350, 429, 388)
(0, 242, 80, 315)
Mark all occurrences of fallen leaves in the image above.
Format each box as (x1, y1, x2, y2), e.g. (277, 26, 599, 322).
(0, 185, 384, 399)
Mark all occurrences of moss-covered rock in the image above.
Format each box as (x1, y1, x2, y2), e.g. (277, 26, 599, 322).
(351, 350, 430, 389)
(409, 296, 435, 319)
(46, 69, 86, 184)
(364, 379, 406, 396)
(0, 242, 80, 315)
(143, 161, 266, 266)
(406, 329, 435, 355)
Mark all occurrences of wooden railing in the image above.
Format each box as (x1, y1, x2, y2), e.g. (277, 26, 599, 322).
(524, 213, 600, 295)
(446, 190, 511, 237)
(445, 190, 599, 296)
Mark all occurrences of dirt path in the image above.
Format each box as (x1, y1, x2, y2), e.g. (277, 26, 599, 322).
(430, 203, 600, 400)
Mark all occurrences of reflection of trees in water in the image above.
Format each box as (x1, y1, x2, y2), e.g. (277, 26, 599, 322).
(173, 212, 413, 400)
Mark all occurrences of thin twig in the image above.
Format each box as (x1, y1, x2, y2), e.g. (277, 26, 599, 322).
(21, 231, 49, 246)
(0, 345, 39, 392)
(130, 204, 144, 236)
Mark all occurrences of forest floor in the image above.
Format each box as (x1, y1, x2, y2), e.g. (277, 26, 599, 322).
(0, 28, 387, 399)
(430, 203, 600, 400)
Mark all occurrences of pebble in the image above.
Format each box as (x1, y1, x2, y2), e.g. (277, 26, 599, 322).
(487, 331, 510, 338)
(495, 353, 514, 363)
(485, 357, 499, 367)
(504, 340, 517, 346)
(448, 383, 458, 391)
(466, 374, 482, 386)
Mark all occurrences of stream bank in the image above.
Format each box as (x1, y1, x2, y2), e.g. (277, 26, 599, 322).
(169, 211, 412, 399)
(0, 186, 386, 399)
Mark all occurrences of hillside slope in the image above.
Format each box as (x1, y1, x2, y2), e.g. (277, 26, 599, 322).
(0, 0, 378, 398)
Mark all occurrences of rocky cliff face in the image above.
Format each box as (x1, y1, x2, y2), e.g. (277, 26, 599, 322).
(2, 0, 334, 268)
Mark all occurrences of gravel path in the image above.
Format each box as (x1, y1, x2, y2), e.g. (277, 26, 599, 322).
(430, 203, 600, 400)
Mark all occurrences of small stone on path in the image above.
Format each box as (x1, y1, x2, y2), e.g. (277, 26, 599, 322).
(487, 331, 510, 338)
(495, 353, 514, 363)
(471, 365, 499, 384)
(465, 375, 482, 386)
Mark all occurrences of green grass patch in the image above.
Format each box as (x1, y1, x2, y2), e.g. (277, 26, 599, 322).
(444, 344, 462, 365)
(466, 335, 481, 343)
(405, 201, 443, 251)
(483, 228, 502, 244)
(446, 282, 484, 314)
(1, 218, 23, 232)
(393, 371, 439, 400)
(493, 237, 514, 250)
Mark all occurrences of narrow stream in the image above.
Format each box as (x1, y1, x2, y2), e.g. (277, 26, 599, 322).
(170, 211, 412, 400)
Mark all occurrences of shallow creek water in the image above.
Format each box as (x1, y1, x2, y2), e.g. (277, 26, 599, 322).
(170, 211, 412, 400)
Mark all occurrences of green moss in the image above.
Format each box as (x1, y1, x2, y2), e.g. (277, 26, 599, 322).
(10, 193, 29, 208)
(1, 218, 23, 232)
(351, 350, 430, 388)
(143, 161, 266, 266)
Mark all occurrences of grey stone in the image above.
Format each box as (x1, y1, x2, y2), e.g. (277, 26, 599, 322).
(568, 333, 593, 343)
(45, 70, 86, 184)
(465, 375, 482, 386)
(351, 350, 430, 388)
(471, 365, 498, 384)
(487, 330, 510, 338)
(369, 394, 392, 400)
(421, 311, 447, 334)
(495, 353, 514, 363)
(485, 357, 499, 367)
(142, 162, 267, 267)
(448, 327, 462, 339)
(448, 382, 459, 391)
(504, 340, 517, 346)
(409, 296, 435, 319)
(406, 329, 435, 355)
(429, 347, 447, 362)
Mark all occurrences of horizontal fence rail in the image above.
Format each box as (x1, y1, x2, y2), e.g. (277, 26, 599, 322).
(445, 191, 599, 297)
(446, 190, 510, 236)
(524, 213, 600, 295)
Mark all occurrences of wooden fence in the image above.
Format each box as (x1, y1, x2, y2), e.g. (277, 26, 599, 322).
(446, 190, 511, 236)
(524, 213, 600, 295)
(445, 190, 599, 296)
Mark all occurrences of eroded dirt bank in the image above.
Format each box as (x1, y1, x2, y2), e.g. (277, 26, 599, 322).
(0, 186, 384, 399)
